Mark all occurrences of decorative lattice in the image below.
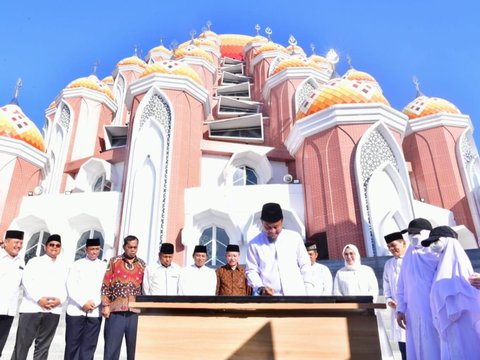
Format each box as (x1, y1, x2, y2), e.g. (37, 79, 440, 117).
(461, 133, 477, 164)
(296, 81, 317, 112)
(58, 105, 70, 132)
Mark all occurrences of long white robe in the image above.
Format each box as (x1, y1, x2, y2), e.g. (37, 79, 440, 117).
(396, 245, 441, 360)
(430, 238, 480, 359)
(382, 256, 406, 343)
(310, 262, 333, 295)
(0, 248, 24, 316)
(66, 257, 107, 317)
(246, 229, 313, 296)
(333, 265, 379, 299)
(177, 265, 216, 295)
(143, 261, 181, 295)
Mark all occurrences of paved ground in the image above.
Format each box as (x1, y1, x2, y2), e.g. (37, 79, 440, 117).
(3, 297, 400, 360)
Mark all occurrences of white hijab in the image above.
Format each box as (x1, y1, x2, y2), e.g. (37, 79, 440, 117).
(342, 244, 361, 270)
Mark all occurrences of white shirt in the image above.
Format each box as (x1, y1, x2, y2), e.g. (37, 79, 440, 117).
(19, 254, 68, 315)
(382, 256, 406, 342)
(0, 248, 24, 316)
(66, 257, 107, 317)
(310, 262, 333, 295)
(177, 265, 216, 295)
(246, 229, 313, 296)
(143, 261, 181, 295)
(333, 265, 379, 300)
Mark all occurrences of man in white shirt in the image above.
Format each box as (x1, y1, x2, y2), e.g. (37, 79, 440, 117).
(11, 234, 67, 360)
(305, 241, 332, 295)
(382, 231, 407, 360)
(143, 242, 181, 295)
(178, 245, 216, 295)
(64, 238, 107, 360)
(246, 202, 313, 296)
(0, 230, 24, 357)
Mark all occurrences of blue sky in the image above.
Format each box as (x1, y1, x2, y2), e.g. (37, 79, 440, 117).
(2, 1, 480, 144)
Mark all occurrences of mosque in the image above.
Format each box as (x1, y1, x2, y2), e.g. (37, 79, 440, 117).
(1, 25, 479, 268)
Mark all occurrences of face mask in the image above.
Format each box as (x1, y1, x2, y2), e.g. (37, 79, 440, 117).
(409, 234, 423, 248)
(430, 238, 446, 254)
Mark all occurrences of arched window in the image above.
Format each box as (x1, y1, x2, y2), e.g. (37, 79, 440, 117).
(93, 174, 105, 192)
(233, 166, 258, 186)
(24, 231, 50, 264)
(75, 229, 104, 261)
(199, 226, 230, 267)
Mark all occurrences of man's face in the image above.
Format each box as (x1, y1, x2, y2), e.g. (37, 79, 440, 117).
(387, 240, 407, 258)
(3, 238, 23, 257)
(343, 247, 356, 265)
(262, 219, 283, 241)
(307, 250, 318, 265)
(123, 239, 138, 259)
(45, 241, 61, 259)
(193, 252, 207, 267)
(226, 251, 239, 267)
(85, 245, 101, 261)
(159, 253, 173, 267)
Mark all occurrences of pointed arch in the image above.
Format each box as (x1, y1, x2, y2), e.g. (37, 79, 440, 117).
(267, 55, 289, 77)
(355, 121, 414, 256)
(113, 74, 126, 125)
(121, 88, 173, 264)
(295, 77, 319, 114)
(457, 128, 480, 241)
(222, 150, 272, 186)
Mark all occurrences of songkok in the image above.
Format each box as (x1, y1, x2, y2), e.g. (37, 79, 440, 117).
(305, 241, 317, 251)
(260, 202, 283, 223)
(226, 244, 240, 252)
(384, 232, 404, 244)
(193, 245, 207, 254)
(401, 218, 432, 235)
(160, 243, 174, 254)
(86, 238, 100, 247)
(421, 226, 458, 247)
(5, 230, 24, 240)
(46, 234, 61, 244)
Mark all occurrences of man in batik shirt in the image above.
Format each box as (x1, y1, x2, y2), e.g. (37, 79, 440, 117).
(216, 244, 251, 296)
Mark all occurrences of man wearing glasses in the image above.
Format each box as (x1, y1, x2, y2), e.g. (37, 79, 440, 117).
(11, 234, 67, 360)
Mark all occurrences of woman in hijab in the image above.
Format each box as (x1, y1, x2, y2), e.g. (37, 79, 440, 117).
(333, 244, 378, 298)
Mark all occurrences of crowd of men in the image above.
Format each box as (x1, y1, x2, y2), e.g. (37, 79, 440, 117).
(0, 202, 479, 359)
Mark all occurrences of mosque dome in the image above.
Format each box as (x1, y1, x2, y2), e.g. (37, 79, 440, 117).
(219, 34, 253, 60)
(285, 44, 306, 57)
(296, 78, 390, 120)
(402, 95, 461, 120)
(0, 104, 45, 151)
(271, 57, 324, 76)
(140, 60, 202, 85)
(66, 75, 114, 100)
(343, 68, 378, 83)
(116, 55, 147, 69)
(101, 76, 114, 85)
(175, 45, 214, 64)
(247, 35, 268, 46)
(253, 42, 288, 58)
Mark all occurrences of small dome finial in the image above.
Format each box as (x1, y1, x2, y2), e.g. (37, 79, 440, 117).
(310, 43, 316, 55)
(413, 76, 423, 97)
(134, 44, 139, 57)
(92, 59, 100, 76)
(265, 27, 272, 41)
(10, 78, 22, 105)
(326, 49, 339, 65)
(170, 40, 178, 59)
(159, 36, 164, 46)
(255, 24, 261, 36)
(346, 54, 353, 69)
(190, 29, 197, 44)
(206, 20, 212, 31)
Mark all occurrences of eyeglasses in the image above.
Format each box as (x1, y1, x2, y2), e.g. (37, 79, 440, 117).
(47, 243, 61, 248)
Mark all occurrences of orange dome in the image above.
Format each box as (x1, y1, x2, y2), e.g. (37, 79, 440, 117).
(253, 42, 288, 58)
(296, 78, 390, 120)
(247, 35, 268, 46)
(102, 76, 114, 85)
(147, 45, 172, 58)
(219, 34, 253, 60)
(271, 57, 324, 75)
(0, 104, 45, 151)
(141, 60, 202, 85)
(402, 95, 461, 120)
(285, 44, 306, 56)
(116, 56, 147, 68)
(67, 75, 114, 100)
(182, 38, 219, 50)
(343, 68, 377, 83)
(174, 45, 214, 64)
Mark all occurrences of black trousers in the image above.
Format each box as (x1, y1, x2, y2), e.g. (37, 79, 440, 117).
(0, 315, 14, 357)
(103, 311, 138, 360)
(11, 312, 60, 360)
(64, 314, 102, 360)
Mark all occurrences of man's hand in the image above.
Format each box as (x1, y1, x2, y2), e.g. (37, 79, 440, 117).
(387, 299, 397, 309)
(82, 300, 96, 313)
(38, 297, 60, 310)
(397, 311, 407, 329)
(102, 305, 110, 319)
(262, 287, 274, 296)
(469, 273, 480, 289)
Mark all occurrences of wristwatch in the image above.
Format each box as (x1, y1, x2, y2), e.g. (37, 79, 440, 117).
(256, 287, 265, 296)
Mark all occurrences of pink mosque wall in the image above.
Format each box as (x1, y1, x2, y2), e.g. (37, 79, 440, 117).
(404, 126, 475, 232)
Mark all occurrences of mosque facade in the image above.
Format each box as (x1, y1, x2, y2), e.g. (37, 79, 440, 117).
(1, 28, 479, 267)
